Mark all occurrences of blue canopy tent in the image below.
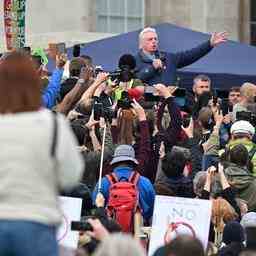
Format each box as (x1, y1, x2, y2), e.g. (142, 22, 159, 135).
(49, 23, 256, 90)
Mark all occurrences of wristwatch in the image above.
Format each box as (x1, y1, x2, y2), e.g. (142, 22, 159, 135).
(77, 78, 85, 85)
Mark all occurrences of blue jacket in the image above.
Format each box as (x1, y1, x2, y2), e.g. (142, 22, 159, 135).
(135, 40, 213, 86)
(42, 68, 63, 109)
(92, 166, 155, 220)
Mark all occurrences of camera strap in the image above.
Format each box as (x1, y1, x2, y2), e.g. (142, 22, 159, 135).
(249, 145, 256, 161)
(51, 111, 58, 158)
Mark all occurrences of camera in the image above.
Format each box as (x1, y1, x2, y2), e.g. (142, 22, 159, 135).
(93, 102, 104, 121)
(71, 221, 93, 232)
(57, 42, 66, 54)
(220, 99, 233, 115)
(20, 46, 31, 55)
(109, 54, 137, 83)
(236, 111, 256, 126)
(117, 91, 133, 109)
(93, 96, 114, 122)
(182, 115, 191, 128)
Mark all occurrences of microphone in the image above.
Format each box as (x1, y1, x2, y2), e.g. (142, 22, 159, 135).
(73, 44, 81, 57)
(118, 54, 136, 70)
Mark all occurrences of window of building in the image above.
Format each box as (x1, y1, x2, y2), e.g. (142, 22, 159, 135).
(251, 0, 256, 45)
(96, 0, 145, 34)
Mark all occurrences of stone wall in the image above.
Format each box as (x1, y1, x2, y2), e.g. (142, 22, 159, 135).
(0, 0, 251, 52)
(0, 0, 107, 52)
(145, 0, 250, 43)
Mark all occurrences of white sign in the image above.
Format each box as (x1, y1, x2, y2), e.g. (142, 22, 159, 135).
(148, 196, 212, 256)
(57, 196, 82, 249)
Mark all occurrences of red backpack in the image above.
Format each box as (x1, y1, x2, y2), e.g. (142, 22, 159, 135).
(106, 171, 140, 233)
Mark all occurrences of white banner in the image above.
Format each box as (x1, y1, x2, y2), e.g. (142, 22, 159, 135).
(57, 196, 82, 249)
(148, 195, 212, 256)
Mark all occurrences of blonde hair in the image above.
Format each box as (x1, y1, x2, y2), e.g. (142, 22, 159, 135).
(139, 27, 157, 49)
(240, 82, 256, 98)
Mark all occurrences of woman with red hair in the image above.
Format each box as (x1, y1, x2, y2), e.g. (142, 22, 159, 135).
(0, 52, 84, 256)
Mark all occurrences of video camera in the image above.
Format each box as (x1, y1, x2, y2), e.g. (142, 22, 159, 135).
(117, 91, 133, 110)
(236, 111, 256, 126)
(109, 54, 137, 83)
(93, 96, 114, 122)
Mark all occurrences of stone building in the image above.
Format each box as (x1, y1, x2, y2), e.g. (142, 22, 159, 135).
(0, 0, 255, 51)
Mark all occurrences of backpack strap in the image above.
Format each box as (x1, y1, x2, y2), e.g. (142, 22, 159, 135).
(129, 171, 140, 185)
(249, 145, 256, 161)
(51, 112, 58, 158)
(106, 173, 119, 185)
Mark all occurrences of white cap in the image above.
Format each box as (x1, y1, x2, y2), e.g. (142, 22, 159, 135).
(230, 120, 255, 136)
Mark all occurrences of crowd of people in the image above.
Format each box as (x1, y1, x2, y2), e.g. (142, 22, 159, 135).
(0, 27, 256, 256)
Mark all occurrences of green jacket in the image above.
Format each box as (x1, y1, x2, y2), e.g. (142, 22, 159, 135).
(225, 163, 256, 211)
(220, 138, 256, 176)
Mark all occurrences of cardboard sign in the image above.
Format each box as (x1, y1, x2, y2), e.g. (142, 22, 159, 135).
(148, 196, 212, 256)
(57, 196, 82, 249)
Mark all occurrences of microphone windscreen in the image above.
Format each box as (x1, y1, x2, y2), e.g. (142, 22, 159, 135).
(73, 44, 81, 57)
(118, 54, 136, 70)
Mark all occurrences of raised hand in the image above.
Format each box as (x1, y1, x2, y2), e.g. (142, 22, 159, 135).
(182, 118, 194, 138)
(210, 31, 228, 47)
(131, 99, 146, 121)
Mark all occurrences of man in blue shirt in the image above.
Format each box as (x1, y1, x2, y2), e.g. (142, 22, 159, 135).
(135, 27, 228, 86)
(42, 55, 66, 109)
(93, 144, 155, 221)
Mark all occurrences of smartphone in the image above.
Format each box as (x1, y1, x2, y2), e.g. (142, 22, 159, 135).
(57, 42, 66, 54)
(173, 88, 186, 98)
(220, 99, 229, 115)
(93, 102, 104, 121)
(182, 115, 191, 128)
(21, 46, 31, 55)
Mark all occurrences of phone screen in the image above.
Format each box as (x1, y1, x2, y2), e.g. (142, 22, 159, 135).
(93, 103, 103, 121)
(57, 43, 66, 54)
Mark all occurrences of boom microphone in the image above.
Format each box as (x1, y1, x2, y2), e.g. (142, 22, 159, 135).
(118, 54, 136, 70)
(73, 44, 81, 57)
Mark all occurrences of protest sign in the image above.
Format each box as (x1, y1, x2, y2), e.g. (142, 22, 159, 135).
(57, 196, 82, 249)
(148, 195, 212, 256)
(4, 0, 26, 50)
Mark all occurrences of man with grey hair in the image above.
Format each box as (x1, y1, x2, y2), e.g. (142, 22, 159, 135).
(135, 27, 227, 86)
(192, 74, 211, 101)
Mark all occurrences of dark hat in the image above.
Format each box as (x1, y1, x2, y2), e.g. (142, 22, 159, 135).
(223, 221, 245, 245)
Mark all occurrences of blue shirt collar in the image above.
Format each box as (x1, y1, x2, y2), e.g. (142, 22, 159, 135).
(113, 166, 133, 173)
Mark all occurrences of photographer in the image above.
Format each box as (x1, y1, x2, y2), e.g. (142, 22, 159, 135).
(59, 57, 89, 102)
(155, 84, 182, 150)
(42, 54, 67, 109)
(224, 144, 256, 212)
(223, 121, 256, 176)
(233, 82, 256, 121)
(201, 165, 240, 219)
(56, 65, 94, 115)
